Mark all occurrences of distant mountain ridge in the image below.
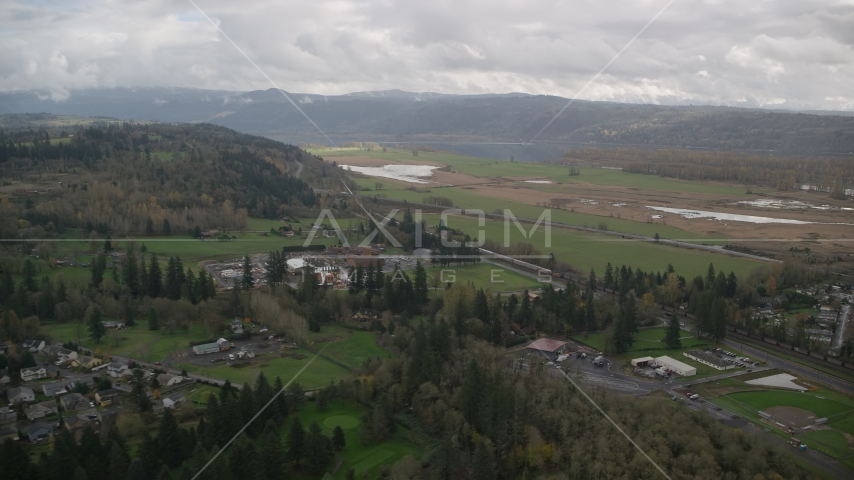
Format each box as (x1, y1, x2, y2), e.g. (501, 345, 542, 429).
(1, 87, 853, 158)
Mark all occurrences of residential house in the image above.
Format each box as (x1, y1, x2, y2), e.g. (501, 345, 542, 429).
(95, 388, 120, 407)
(72, 355, 104, 369)
(352, 308, 381, 321)
(25, 422, 55, 443)
(25, 400, 58, 421)
(156, 373, 184, 387)
(0, 426, 19, 442)
(8, 386, 35, 404)
(55, 348, 78, 362)
(107, 362, 129, 378)
(22, 339, 45, 353)
(0, 406, 16, 426)
(162, 393, 185, 409)
(101, 321, 124, 329)
(0, 367, 10, 385)
(21, 366, 48, 381)
(230, 319, 244, 334)
(59, 392, 89, 412)
(43, 382, 68, 397)
(64, 414, 92, 437)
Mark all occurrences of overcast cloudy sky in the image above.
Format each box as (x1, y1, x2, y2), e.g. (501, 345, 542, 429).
(1, 0, 853, 110)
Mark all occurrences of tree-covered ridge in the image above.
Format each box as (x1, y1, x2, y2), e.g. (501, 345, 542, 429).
(0, 122, 333, 238)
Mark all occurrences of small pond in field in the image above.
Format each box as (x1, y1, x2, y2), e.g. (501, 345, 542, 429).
(340, 164, 437, 183)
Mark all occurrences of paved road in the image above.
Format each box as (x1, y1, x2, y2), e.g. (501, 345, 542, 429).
(833, 304, 852, 352)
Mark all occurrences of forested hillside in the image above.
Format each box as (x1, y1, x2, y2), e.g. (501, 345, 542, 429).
(2, 88, 853, 155)
(0, 119, 339, 240)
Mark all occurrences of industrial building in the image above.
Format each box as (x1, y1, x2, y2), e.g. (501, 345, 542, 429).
(683, 350, 735, 371)
(192, 342, 221, 355)
(654, 355, 697, 376)
(631, 356, 655, 367)
(526, 338, 569, 360)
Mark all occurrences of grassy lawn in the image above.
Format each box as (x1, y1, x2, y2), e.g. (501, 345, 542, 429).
(723, 391, 854, 420)
(41, 322, 211, 363)
(424, 262, 543, 292)
(440, 214, 761, 279)
(285, 399, 419, 479)
(573, 328, 698, 354)
(176, 349, 350, 390)
(184, 384, 220, 407)
(799, 430, 852, 459)
(248, 217, 286, 230)
(305, 325, 392, 369)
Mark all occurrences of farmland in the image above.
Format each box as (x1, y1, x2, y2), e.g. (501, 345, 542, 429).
(439, 214, 761, 279)
(317, 146, 854, 270)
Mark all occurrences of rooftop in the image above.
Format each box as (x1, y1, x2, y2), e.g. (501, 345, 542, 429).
(527, 338, 569, 353)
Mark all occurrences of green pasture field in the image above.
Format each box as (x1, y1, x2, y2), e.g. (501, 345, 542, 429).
(424, 263, 543, 293)
(285, 399, 419, 479)
(437, 214, 761, 279)
(304, 325, 391, 368)
(360, 181, 708, 241)
(42, 322, 211, 362)
(176, 351, 350, 391)
(313, 148, 749, 196)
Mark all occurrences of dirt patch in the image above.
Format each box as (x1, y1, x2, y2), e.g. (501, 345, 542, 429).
(845, 433, 854, 449)
(766, 406, 817, 428)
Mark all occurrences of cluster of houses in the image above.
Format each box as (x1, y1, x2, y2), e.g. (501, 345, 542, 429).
(753, 283, 852, 350)
(1, 338, 195, 444)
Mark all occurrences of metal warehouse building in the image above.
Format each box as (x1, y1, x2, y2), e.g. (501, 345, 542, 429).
(192, 343, 220, 355)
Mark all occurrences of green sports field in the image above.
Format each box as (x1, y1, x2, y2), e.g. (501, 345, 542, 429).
(723, 391, 854, 419)
(424, 263, 543, 293)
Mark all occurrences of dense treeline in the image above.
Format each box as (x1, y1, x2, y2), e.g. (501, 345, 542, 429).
(564, 148, 854, 194)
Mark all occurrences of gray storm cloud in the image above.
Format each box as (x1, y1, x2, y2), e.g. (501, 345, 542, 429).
(0, 0, 852, 110)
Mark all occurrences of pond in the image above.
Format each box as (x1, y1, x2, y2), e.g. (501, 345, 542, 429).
(340, 164, 437, 183)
